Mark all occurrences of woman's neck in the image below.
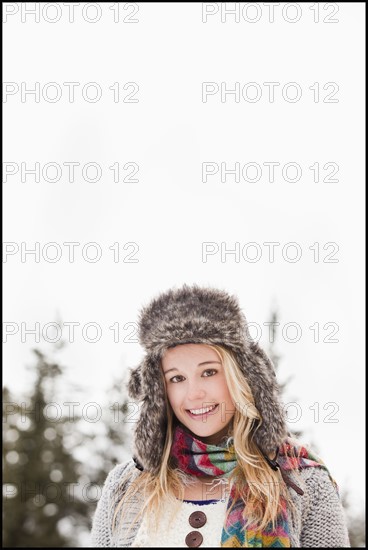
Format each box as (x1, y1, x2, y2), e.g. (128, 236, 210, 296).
(179, 423, 233, 446)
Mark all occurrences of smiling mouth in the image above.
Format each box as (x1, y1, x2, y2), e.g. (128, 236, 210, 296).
(186, 404, 219, 419)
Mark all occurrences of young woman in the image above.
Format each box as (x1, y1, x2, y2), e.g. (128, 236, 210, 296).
(91, 284, 350, 547)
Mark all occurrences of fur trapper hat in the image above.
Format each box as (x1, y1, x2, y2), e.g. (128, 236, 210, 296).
(127, 283, 288, 474)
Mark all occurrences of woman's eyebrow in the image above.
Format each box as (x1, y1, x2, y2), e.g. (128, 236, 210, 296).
(164, 360, 221, 375)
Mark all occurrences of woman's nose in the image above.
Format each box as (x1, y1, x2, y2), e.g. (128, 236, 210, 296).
(187, 382, 206, 401)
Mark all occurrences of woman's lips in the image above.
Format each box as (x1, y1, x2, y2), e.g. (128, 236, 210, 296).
(185, 404, 219, 420)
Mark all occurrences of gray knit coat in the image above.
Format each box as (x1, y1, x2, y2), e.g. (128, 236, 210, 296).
(90, 458, 351, 547)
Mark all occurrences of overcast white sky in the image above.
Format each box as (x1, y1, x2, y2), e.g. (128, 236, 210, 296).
(3, 1, 365, 522)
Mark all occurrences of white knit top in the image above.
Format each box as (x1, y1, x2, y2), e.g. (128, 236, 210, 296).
(131, 497, 229, 548)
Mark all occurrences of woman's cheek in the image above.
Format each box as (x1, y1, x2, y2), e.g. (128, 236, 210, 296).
(167, 383, 183, 404)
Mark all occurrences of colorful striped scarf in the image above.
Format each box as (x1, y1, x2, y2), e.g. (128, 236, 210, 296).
(170, 425, 338, 547)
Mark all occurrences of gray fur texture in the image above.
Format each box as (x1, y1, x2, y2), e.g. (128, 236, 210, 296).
(127, 283, 288, 473)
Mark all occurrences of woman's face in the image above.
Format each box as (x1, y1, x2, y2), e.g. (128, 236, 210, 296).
(162, 343, 236, 444)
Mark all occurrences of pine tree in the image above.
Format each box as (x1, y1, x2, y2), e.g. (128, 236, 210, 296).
(266, 310, 303, 440)
(82, 375, 133, 489)
(340, 490, 366, 547)
(266, 308, 364, 547)
(3, 349, 91, 547)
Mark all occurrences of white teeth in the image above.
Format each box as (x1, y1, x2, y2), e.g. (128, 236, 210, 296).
(189, 404, 217, 415)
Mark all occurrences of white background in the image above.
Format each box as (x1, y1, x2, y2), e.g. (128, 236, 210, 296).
(3, 0, 365, 523)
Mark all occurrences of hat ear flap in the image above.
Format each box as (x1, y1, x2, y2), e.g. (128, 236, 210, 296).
(127, 363, 144, 400)
(129, 355, 168, 474)
(238, 341, 287, 454)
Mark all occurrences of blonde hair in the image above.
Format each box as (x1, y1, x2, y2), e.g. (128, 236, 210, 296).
(112, 344, 306, 539)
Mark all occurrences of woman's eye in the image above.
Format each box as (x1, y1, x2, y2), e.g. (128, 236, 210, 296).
(170, 375, 184, 383)
(203, 369, 217, 377)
